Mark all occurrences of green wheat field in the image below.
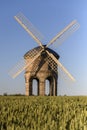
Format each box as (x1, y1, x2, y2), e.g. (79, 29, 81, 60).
(0, 96, 87, 130)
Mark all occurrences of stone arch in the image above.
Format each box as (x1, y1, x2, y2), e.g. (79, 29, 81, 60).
(45, 76, 53, 96)
(29, 77, 39, 96)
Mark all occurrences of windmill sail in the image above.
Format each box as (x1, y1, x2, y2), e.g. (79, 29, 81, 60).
(46, 50, 75, 81)
(46, 20, 80, 48)
(9, 49, 43, 78)
(14, 12, 44, 48)
(9, 12, 79, 82)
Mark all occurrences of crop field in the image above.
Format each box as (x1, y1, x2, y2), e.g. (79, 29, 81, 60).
(0, 96, 87, 130)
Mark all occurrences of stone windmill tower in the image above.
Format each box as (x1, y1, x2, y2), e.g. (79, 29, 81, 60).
(24, 46, 59, 96)
(9, 13, 79, 96)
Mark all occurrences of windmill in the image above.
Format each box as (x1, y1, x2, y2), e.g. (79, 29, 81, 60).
(9, 12, 79, 96)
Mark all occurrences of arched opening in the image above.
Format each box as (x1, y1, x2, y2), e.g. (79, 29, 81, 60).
(45, 77, 53, 96)
(45, 79, 50, 96)
(32, 79, 39, 96)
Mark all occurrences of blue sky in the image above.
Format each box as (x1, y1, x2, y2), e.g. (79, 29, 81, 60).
(0, 0, 87, 95)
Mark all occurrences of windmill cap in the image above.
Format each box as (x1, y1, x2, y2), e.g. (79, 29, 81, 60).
(24, 45, 60, 59)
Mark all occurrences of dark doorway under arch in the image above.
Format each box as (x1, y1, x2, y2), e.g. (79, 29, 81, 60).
(45, 77, 53, 96)
(29, 77, 39, 96)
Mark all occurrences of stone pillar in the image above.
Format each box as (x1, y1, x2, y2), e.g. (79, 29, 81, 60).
(29, 79, 32, 96)
(53, 78, 57, 96)
(39, 79, 45, 96)
(50, 79, 53, 96)
(25, 75, 29, 96)
(37, 80, 39, 96)
(25, 74, 32, 96)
